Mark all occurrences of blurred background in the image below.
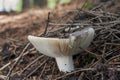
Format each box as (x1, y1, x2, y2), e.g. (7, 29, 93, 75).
(0, 0, 105, 13)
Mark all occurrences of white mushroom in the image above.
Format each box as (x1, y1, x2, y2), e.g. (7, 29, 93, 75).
(28, 27, 94, 72)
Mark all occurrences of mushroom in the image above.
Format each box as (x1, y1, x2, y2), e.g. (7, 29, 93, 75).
(28, 27, 94, 72)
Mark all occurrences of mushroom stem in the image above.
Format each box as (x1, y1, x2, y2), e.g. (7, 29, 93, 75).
(55, 56, 74, 72)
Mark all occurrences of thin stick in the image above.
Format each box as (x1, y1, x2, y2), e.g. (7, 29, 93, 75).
(49, 22, 90, 26)
(39, 63, 47, 78)
(55, 68, 95, 80)
(25, 58, 49, 79)
(79, 47, 101, 58)
(0, 44, 31, 71)
(105, 54, 120, 64)
(20, 55, 45, 74)
(78, 72, 85, 80)
(43, 12, 50, 36)
(81, 0, 88, 9)
(6, 43, 30, 80)
(56, 67, 120, 80)
(105, 43, 120, 46)
(0, 75, 6, 80)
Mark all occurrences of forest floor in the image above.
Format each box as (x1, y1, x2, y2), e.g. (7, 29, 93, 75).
(0, 0, 120, 80)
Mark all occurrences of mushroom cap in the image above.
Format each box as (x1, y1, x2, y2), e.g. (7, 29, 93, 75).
(70, 27, 94, 53)
(28, 27, 94, 57)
